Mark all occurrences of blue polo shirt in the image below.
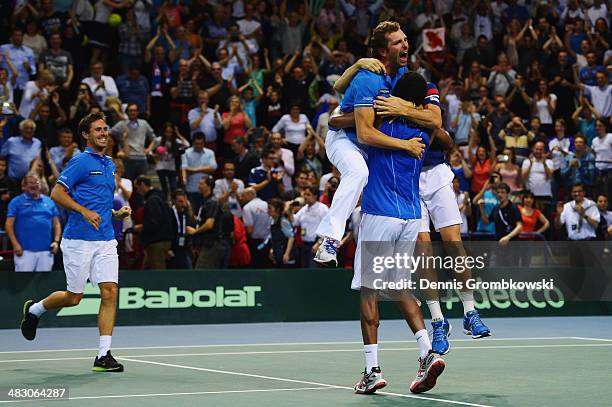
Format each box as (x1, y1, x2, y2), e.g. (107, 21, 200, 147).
(0, 136, 42, 179)
(56, 148, 116, 241)
(7, 194, 59, 251)
(248, 165, 280, 201)
(362, 120, 430, 220)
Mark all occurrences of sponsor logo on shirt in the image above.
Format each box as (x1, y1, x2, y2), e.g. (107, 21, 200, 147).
(89, 170, 103, 176)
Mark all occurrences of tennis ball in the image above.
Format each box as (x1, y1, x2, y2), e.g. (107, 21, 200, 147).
(108, 14, 122, 27)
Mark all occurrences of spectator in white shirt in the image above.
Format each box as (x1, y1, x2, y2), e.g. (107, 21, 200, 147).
(214, 162, 245, 218)
(82, 60, 119, 109)
(555, 183, 599, 241)
(522, 141, 554, 207)
(240, 187, 270, 268)
(591, 119, 612, 199)
(236, 3, 261, 54)
(315, 97, 338, 141)
(595, 194, 612, 241)
(580, 71, 612, 120)
(292, 186, 329, 268)
(272, 102, 311, 154)
(188, 90, 222, 145)
(18, 69, 54, 120)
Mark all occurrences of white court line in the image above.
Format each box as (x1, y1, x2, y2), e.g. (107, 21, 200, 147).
(119, 357, 493, 407)
(0, 336, 577, 354)
(571, 336, 612, 342)
(0, 387, 337, 404)
(2, 343, 612, 364)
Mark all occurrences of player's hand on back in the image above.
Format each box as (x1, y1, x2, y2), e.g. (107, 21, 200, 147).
(81, 208, 101, 230)
(356, 58, 385, 74)
(374, 95, 413, 118)
(403, 137, 425, 160)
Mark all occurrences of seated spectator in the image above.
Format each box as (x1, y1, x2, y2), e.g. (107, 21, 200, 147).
(214, 162, 245, 217)
(181, 132, 217, 213)
(561, 135, 596, 196)
(27, 155, 58, 196)
(5, 175, 60, 272)
(168, 189, 196, 269)
(152, 123, 190, 202)
(555, 183, 599, 241)
(478, 182, 523, 245)
(240, 187, 270, 268)
(1, 119, 41, 180)
(133, 175, 175, 270)
(248, 149, 284, 201)
(292, 186, 328, 268)
(267, 198, 295, 267)
(521, 141, 554, 211)
(232, 136, 260, 183)
(111, 103, 156, 180)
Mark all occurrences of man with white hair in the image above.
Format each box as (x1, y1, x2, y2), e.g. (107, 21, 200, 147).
(0, 119, 41, 179)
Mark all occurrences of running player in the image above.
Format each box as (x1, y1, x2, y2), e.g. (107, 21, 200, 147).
(314, 21, 443, 267)
(353, 71, 445, 395)
(20, 111, 131, 372)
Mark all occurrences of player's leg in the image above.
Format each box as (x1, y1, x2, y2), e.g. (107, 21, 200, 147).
(432, 182, 491, 339)
(315, 130, 368, 266)
(91, 240, 123, 372)
(20, 240, 90, 341)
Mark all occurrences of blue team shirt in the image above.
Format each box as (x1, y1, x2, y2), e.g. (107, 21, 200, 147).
(56, 148, 116, 241)
(362, 120, 430, 219)
(7, 194, 59, 251)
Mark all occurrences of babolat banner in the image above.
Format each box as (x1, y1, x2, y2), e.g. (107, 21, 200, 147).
(1, 260, 612, 329)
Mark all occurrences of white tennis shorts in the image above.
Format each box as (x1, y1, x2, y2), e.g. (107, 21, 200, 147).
(352, 213, 420, 290)
(14, 251, 54, 272)
(419, 164, 462, 233)
(61, 239, 119, 293)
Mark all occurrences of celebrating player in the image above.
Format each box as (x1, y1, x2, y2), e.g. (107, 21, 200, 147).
(20, 112, 131, 372)
(353, 71, 445, 395)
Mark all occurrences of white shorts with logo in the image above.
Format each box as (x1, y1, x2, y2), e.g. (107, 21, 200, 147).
(14, 251, 54, 272)
(61, 239, 119, 293)
(419, 164, 462, 233)
(352, 213, 420, 290)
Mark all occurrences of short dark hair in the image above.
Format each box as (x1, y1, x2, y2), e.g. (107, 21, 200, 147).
(305, 185, 319, 196)
(369, 21, 401, 58)
(192, 132, 205, 142)
(78, 111, 106, 139)
(267, 197, 284, 212)
(262, 148, 275, 160)
(571, 183, 585, 192)
(522, 190, 535, 201)
(496, 182, 510, 193)
(234, 136, 246, 145)
(135, 175, 152, 187)
(393, 71, 428, 106)
(172, 188, 187, 200)
(199, 175, 215, 189)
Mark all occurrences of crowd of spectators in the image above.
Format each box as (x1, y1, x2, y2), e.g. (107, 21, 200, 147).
(0, 0, 611, 271)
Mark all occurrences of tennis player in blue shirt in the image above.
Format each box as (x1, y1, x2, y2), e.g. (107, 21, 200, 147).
(20, 112, 132, 373)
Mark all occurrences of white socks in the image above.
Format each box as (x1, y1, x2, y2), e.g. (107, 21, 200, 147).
(363, 344, 379, 373)
(29, 301, 47, 317)
(460, 291, 475, 315)
(426, 300, 444, 322)
(414, 329, 431, 359)
(98, 336, 112, 359)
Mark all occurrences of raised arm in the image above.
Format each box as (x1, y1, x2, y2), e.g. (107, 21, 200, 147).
(333, 58, 385, 93)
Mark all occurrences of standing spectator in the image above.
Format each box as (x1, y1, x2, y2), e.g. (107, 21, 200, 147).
(116, 66, 150, 117)
(191, 176, 224, 269)
(0, 28, 36, 106)
(232, 136, 260, 183)
(278, 8, 308, 57)
(37, 33, 73, 100)
(592, 119, 612, 198)
(315, 97, 338, 141)
(531, 80, 556, 136)
(595, 194, 612, 241)
(478, 182, 523, 244)
(258, 87, 283, 130)
(214, 162, 245, 218)
(169, 59, 199, 126)
(464, 61, 487, 102)
(547, 51, 575, 126)
(453, 177, 470, 235)
(19, 70, 54, 121)
(229, 215, 251, 268)
(240, 187, 270, 268)
(181, 132, 217, 213)
(449, 149, 472, 192)
(487, 53, 516, 97)
(495, 148, 521, 192)
(248, 149, 284, 201)
(0, 67, 15, 105)
(0, 157, 19, 229)
(549, 119, 573, 194)
(555, 183, 599, 241)
(23, 21, 47, 60)
(33, 97, 67, 147)
(451, 99, 479, 146)
(68, 84, 98, 136)
(110, 104, 156, 180)
(133, 175, 175, 270)
(1, 119, 41, 180)
(82, 61, 119, 110)
(580, 71, 612, 121)
(269, 132, 295, 192)
(272, 102, 310, 155)
(498, 117, 532, 162)
(117, 8, 145, 75)
(297, 133, 326, 181)
(561, 135, 596, 196)
(6, 175, 61, 272)
(473, 173, 501, 235)
(579, 51, 605, 86)
(292, 186, 328, 268)
(572, 99, 598, 145)
(221, 95, 252, 159)
(518, 190, 550, 239)
(49, 128, 81, 172)
(319, 176, 339, 207)
(521, 141, 554, 210)
(267, 197, 295, 267)
(469, 131, 497, 196)
(144, 45, 172, 132)
(152, 123, 190, 201)
(168, 189, 196, 269)
(188, 90, 222, 147)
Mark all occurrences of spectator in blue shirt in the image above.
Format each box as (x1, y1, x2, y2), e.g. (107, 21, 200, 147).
(0, 119, 41, 180)
(116, 66, 150, 116)
(180, 132, 217, 213)
(561, 135, 596, 196)
(0, 28, 37, 105)
(49, 128, 81, 171)
(5, 174, 61, 272)
(247, 149, 284, 201)
(579, 51, 605, 86)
